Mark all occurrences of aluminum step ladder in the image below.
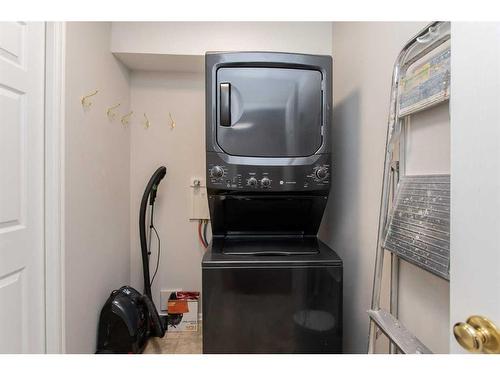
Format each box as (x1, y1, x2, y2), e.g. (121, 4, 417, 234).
(367, 21, 451, 354)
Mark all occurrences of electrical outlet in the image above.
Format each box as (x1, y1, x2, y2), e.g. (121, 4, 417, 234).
(189, 177, 210, 220)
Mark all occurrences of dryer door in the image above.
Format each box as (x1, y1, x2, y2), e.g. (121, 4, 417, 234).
(216, 67, 323, 157)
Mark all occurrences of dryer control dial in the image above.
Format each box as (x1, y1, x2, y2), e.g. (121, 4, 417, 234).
(247, 177, 258, 187)
(261, 177, 271, 187)
(210, 166, 224, 178)
(315, 167, 328, 180)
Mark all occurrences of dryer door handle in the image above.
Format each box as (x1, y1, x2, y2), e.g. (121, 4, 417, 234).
(220, 82, 231, 126)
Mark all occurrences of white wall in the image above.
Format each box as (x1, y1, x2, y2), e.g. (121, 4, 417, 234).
(111, 22, 333, 56)
(129, 71, 206, 309)
(319, 22, 450, 353)
(64, 22, 131, 353)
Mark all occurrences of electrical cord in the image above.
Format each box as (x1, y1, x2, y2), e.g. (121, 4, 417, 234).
(203, 219, 209, 247)
(198, 219, 208, 248)
(150, 226, 160, 286)
(148, 202, 161, 287)
(147, 204, 154, 257)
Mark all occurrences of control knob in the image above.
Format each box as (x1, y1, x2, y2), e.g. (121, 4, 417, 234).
(315, 167, 328, 180)
(210, 165, 224, 178)
(260, 177, 271, 187)
(247, 177, 258, 187)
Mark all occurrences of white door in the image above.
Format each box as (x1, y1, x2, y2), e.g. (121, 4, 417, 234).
(0, 22, 46, 353)
(450, 22, 500, 354)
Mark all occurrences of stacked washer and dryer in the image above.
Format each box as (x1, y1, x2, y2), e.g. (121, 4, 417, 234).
(202, 52, 343, 353)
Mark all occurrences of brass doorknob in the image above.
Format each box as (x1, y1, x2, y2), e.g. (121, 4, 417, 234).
(453, 316, 500, 354)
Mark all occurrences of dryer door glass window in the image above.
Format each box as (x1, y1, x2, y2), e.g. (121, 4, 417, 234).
(216, 67, 323, 157)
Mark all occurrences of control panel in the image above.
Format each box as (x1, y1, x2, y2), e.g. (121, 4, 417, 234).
(206, 153, 331, 192)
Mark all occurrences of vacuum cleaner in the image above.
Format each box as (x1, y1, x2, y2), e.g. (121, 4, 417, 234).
(96, 166, 167, 354)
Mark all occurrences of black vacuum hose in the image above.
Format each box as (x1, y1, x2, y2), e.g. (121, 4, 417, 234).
(139, 166, 166, 300)
(140, 294, 165, 338)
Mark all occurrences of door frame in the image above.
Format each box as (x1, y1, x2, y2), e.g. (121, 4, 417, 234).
(44, 21, 66, 354)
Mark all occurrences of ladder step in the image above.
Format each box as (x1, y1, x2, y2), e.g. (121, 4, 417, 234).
(368, 309, 432, 354)
(384, 174, 451, 280)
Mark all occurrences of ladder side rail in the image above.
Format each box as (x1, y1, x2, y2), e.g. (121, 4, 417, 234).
(368, 21, 432, 313)
(389, 160, 401, 354)
(389, 254, 400, 353)
(367, 60, 403, 353)
(367, 22, 444, 354)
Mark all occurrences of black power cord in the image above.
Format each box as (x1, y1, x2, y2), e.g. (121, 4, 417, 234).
(147, 200, 161, 287)
(150, 226, 160, 286)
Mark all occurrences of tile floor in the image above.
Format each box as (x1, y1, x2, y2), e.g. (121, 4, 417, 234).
(143, 326, 202, 354)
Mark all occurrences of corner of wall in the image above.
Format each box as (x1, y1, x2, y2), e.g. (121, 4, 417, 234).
(64, 21, 132, 353)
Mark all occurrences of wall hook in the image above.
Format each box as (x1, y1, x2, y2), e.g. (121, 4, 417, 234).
(143, 113, 150, 129)
(169, 112, 176, 129)
(121, 111, 133, 126)
(106, 103, 121, 120)
(81, 89, 99, 108)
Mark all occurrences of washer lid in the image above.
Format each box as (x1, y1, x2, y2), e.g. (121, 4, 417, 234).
(202, 237, 343, 268)
(221, 237, 319, 256)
